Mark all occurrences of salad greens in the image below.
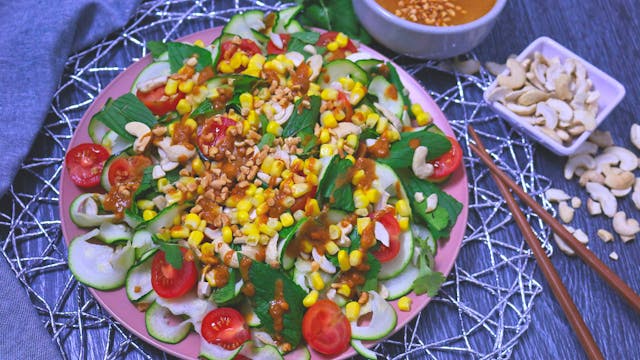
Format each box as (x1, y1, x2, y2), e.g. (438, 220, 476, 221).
(294, 0, 372, 44)
(91, 93, 156, 141)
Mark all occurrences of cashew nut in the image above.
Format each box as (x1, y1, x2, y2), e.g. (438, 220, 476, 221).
(586, 198, 602, 216)
(579, 170, 605, 187)
(571, 197, 582, 208)
(573, 229, 589, 244)
(554, 73, 572, 100)
(454, 58, 481, 75)
(603, 146, 638, 171)
(333, 122, 362, 139)
(285, 52, 304, 67)
(564, 154, 596, 180)
(612, 211, 640, 237)
(484, 61, 506, 77)
(414, 192, 425, 203)
(631, 124, 640, 151)
(519, 89, 549, 106)
(497, 58, 526, 89)
(585, 182, 617, 217)
(558, 201, 574, 223)
(573, 109, 596, 131)
(603, 169, 635, 190)
(374, 103, 402, 130)
(611, 187, 632, 197)
(632, 178, 640, 210)
(125, 121, 152, 154)
(546, 98, 573, 122)
(574, 141, 598, 155)
(588, 130, 613, 148)
(553, 232, 575, 256)
(594, 152, 619, 173)
(597, 229, 614, 243)
(536, 102, 558, 129)
(544, 188, 571, 203)
(412, 146, 434, 180)
(486, 86, 511, 102)
(152, 165, 165, 180)
(425, 194, 438, 213)
(306, 54, 323, 81)
(609, 251, 620, 260)
(506, 102, 536, 116)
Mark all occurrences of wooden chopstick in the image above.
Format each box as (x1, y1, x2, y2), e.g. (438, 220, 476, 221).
(467, 125, 640, 314)
(477, 148, 604, 359)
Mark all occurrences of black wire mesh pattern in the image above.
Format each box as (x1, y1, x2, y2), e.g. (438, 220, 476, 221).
(0, 1, 557, 358)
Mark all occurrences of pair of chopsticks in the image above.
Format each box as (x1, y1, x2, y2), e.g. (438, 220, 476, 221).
(467, 125, 640, 360)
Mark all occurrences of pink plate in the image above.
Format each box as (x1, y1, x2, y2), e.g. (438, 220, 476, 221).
(59, 26, 469, 360)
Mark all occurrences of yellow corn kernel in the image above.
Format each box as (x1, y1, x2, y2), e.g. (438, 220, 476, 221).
(167, 123, 175, 137)
(411, 103, 424, 116)
(239, 92, 254, 109)
(281, 169, 292, 180)
(209, 88, 220, 99)
(303, 290, 319, 307)
(188, 230, 204, 247)
(305, 157, 323, 175)
(176, 98, 192, 115)
(398, 216, 410, 231)
(375, 116, 388, 134)
(353, 189, 370, 209)
(357, 217, 371, 235)
(193, 39, 205, 47)
(385, 127, 400, 142)
(219, 60, 234, 74)
(349, 82, 366, 105)
(261, 156, 275, 174)
(137, 199, 155, 211)
(325, 240, 339, 255)
(306, 173, 318, 186)
(349, 250, 363, 267)
(319, 128, 331, 144)
(184, 117, 197, 131)
(142, 209, 157, 221)
(291, 183, 311, 198)
(320, 87, 338, 101)
(249, 53, 266, 68)
(416, 111, 432, 126)
(345, 301, 361, 321)
(365, 188, 381, 203)
(191, 157, 205, 176)
(335, 32, 349, 48)
(345, 134, 359, 149)
(321, 111, 338, 128)
(157, 177, 169, 191)
(398, 296, 412, 311)
(166, 190, 183, 205)
(267, 217, 282, 231)
(337, 284, 351, 297)
(328, 225, 342, 240)
(307, 82, 320, 96)
(173, 215, 182, 226)
(198, 219, 207, 232)
(241, 53, 250, 67)
(365, 112, 380, 128)
(305, 198, 321, 217)
(310, 271, 325, 290)
(200, 242, 215, 257)
(230, 51, 244, 69)
(338, 250, 351, 272)
(220, 225, 233, 244)
(269, 160, 285, 178)
(266, 121, 282, 136)
(179, 79, 195, 94)
(301, 239, 314, 253)
(184, 213, 201, 230)
(280, 212, 294, 227)
(354, 208, 369, 217)
(339, 77, 355, 91)
(326, 41, 339, 52)
(237, 210, 250, 224)
(319, 144, 336, 158)
(395, 199, 411, 217)
(164, 78, 179, 96)
(243, 223, 260, 237)
(345, 155, 356, 163)
(170, 225, 190, 239)
(236, 199, 252, 212)
(351, 169, 365, 186)
(334, 109, 346, 121)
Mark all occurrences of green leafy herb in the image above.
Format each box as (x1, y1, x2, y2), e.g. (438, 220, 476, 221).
(298, 134, 319, 158)
(282, 96, 321, 138)
(257, 133, 275, 149)
(315, 155, 355, 212)
(228, 76, 264, 110)
(279, 217, 307, 249)
(386, 62, 412, 115)
(361, 253, 381, 291)
(295, 0, 372, 44)
(191, 99, 219, 118)
(167, 42, 213, 73)
(134, 166, 155, 197)
(247, 258, 307, 348)
(290, 31, 320, 44)
(377, 130, 451, 169)
(159, 242, 183, 269)
(146, 41, 168, 59)
(212, 269, 241, 305)
(92, 94, 157, 142)
(259, 113, 269, 134)
(412, 252, 445, 297)
(331, 182, 355, 212)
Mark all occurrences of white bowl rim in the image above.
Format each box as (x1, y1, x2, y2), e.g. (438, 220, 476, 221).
(361, 0, 508, 34)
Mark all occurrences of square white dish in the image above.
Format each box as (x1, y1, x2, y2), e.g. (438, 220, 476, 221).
(483, 36, 626, 156)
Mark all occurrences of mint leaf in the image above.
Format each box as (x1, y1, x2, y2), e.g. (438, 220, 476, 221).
(146, 41, 168, 59)
(282, 96, 321, 138)
(315, 155, 355, 211)
(257, 133, 275, 149)
(92, 94, 157, 142)
(167, 42, 213, 73)
(159, 243, 183, 269)
(376, 130, 451, 169)
(191, 99, 221, 118)
(212, 269, 241, 306)
(413, 266, 445, 297)
(290, 31, 320, 44)
(296, 0, 371, 43)
(362, 253, 381, 291)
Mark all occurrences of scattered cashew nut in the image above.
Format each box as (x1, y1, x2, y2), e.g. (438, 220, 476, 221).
(412, 146, 434, 180)
(597, 229, 614, 243)
(585, 182, 617, 217)
(612, 211, 640, 237)
(564, 154, 595, 180)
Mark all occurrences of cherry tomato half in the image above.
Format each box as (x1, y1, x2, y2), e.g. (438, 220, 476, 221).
(302, 300, 351, 355)
(197, 116, 236, 158)
(201, 308, 251, 350)
(266, 34, 291, 55)
(372, 212, 401, 262)
(107, 155, 152, 187)
(336, 91, 353, 121)
(316, 31, 358, 60)
(427, 136, 463, 182)
(65, 143, 110, 188)
(151, 247, 198, 299)
(136, 85, 184, 116)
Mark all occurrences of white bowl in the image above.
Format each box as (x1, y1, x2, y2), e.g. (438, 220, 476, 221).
(483, 36, 626, 156)
(353, 0, 507, 59)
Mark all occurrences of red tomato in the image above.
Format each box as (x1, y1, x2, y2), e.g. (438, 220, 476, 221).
(302, 300, 351, 355)
(372, 212, 401, 262)
(136, 85, 184, 116)
(197, 117, 236, 156)
(107, 155, 152, 186)
(336, 91, 353, 121)
(65, 143, 110, 188)
(201, 308, 251, 350)
(316, 31, 358, 60)
(219, 39, 262, 65)
(151, 247, 198, 299)
(266, 34, 291, 54)
(428, 136, 463, 182)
